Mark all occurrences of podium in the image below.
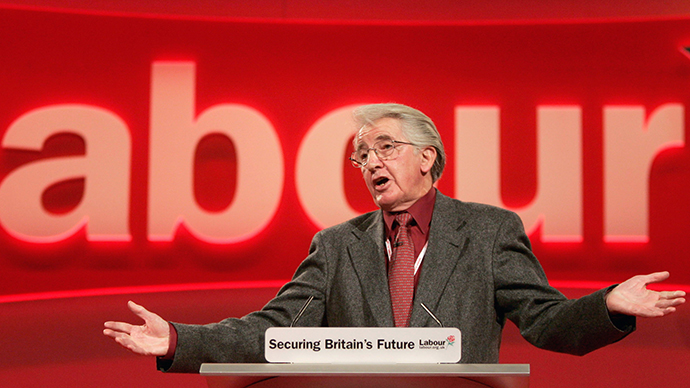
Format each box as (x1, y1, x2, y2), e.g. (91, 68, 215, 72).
(201, 363, 530, 388)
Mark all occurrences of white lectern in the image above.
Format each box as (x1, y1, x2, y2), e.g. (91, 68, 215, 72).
(201, 363, 530, 388)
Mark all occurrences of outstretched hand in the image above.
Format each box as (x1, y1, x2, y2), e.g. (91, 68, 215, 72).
(103, 301, 170, 356)
(606, 271, 686, 317)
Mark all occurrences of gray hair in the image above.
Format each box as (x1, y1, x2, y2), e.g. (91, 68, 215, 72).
(352, 103, 446, 183)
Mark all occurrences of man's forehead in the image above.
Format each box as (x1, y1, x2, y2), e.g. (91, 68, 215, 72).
(354, 118, 402, 146)
(355, 130, 393, 146)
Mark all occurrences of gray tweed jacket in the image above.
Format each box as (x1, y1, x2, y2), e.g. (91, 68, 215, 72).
(161, 191, 634, 373)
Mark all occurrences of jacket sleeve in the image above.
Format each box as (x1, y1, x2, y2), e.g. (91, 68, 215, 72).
(158, 231, 330, 373)
(492, 211, 635, 356)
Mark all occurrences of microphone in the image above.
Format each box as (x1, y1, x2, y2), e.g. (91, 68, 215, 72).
(420, 302, 443, 327)
(291, 295, 314, 327)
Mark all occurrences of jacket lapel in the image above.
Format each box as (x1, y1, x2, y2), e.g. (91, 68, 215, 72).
(345, 192, 468, 328)
(410, 192, 468, 327)
(347, 212, 395, 327)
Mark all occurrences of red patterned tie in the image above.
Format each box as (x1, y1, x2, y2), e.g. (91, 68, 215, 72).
(389, 212, 415, 327)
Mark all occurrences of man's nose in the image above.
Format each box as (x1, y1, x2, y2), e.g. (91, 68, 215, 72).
(365, 149, 384, 169)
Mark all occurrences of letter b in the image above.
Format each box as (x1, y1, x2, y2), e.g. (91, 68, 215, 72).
(148, 62, 284, 243)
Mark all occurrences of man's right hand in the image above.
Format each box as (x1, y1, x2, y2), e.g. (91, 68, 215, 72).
(103, 301, 170, 357)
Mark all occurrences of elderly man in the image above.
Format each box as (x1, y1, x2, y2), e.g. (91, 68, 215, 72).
(104, 103, 685, 373)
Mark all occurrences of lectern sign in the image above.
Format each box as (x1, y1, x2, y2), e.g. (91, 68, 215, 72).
(265, 327, 461, 364)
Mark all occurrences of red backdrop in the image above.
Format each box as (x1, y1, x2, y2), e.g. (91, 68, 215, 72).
(2, 8, 690, 297)
(1, 6, 690, 388)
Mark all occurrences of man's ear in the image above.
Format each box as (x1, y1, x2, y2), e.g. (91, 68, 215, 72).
(419, 146, 437, 174)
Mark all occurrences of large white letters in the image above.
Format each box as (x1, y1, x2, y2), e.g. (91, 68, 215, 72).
(147, 62, 284, 243)
(0, 65, 685, 245)
(296, 105, 361, 229)
(604, 104, 685, 242)
(0, 105, 131, 242)
(455, 106, 583, 242)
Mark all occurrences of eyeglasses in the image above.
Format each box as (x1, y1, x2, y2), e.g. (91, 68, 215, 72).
(349, 139, 414, 168)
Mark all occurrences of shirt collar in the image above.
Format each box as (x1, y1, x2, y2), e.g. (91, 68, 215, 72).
(383, 188, 436, 236)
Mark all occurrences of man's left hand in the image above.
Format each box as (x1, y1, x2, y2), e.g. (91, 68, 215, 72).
(606, 271, 686, 317)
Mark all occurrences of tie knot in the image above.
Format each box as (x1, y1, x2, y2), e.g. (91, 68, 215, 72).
(395, 212, 413, 227)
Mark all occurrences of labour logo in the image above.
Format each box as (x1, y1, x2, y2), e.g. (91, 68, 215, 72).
(446, 335, 456, 346)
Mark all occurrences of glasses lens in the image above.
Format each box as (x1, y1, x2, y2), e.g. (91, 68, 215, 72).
(354, 149, 368, 165)
(375, 140, 396, 159)
(350, 140, 403, 167)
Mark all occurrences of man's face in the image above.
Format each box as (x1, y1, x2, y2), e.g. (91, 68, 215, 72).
(354, 117, 434, 212)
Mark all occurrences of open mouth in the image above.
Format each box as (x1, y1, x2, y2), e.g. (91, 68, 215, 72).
(374, 177, 389, 188)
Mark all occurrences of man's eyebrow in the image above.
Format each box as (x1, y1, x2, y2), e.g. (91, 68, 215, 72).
(354, 141, 368, 151)
(354, 133, 393, 150)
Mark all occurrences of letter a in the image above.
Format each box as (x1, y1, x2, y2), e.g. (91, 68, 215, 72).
(0, 105, 131, 242)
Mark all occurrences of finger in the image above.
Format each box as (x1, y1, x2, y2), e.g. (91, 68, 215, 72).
(657, 297, 685, 308)
(104, 321, 134, 334)
(658, 290, 686, 299)
(103, 328, 123, 339)
(659, 306, 677, 316)
(104, 328, 132, 342)
(113, 333, 141, 353)
(104, 328, 150, 354)
(104, 328, 136, 348)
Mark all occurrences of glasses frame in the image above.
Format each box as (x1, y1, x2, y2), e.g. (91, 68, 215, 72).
(349, 140, 414, 168)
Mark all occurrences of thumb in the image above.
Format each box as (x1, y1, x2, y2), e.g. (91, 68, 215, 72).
(127, 301, 157, 322)
(641, 271, 670, 285)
